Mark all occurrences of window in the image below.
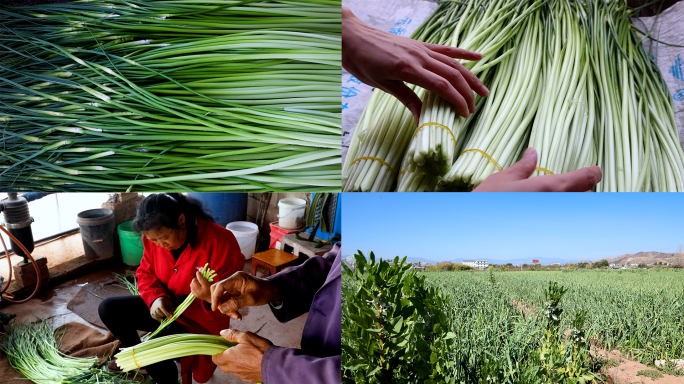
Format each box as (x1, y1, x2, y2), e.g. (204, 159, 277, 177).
(0, 193, 111, 255)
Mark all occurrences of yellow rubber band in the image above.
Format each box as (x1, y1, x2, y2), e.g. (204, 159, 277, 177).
(534, 167, 554, 175)
(459, 149, 555, 175)
(132, 346, 141, 369)
(460, 149, 503, 171)
(413, 122, 457, 144)
(396, 122, 457, 179)
(350, 156, 397, 177)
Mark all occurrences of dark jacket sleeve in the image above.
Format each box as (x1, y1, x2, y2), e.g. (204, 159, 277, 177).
(261, 346, 341, 384)
(266, 244, 339, 322)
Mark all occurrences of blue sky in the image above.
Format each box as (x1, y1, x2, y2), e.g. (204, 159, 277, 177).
(341, 193, 683, 264)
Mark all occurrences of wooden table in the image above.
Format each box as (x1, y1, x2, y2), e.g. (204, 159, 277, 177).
(250, 249, 299, 277)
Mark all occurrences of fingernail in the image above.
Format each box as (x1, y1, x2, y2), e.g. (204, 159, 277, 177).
(220, 329, 229, 336)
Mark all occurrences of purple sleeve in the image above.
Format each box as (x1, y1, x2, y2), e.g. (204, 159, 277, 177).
(261, 346, 341, 384)
(266, 244, 339, 322)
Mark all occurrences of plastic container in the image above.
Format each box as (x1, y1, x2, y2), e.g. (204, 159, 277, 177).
(269, 221, 299, 249)
(117, 221, 144, 266)
(187, 193, 247, 227)
(277, 198, 306, 230)
(226, 221, 259, 259)
(77, 208, 115, 261)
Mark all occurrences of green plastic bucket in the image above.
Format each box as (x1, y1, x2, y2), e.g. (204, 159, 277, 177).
(117, 221, 144, 266)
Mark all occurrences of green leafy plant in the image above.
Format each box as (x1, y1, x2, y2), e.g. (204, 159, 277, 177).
(637, 369, 664, 380)
(656, 360, 684, 377)
(342, 251, 456, 384)
(489, 266, 497, 286)
(538, 282, 595, 383)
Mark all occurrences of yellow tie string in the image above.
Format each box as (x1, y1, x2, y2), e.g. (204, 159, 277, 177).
(349, 156, 397, 178)
(132, 346, 141, 369)
(459, 149, 555, 175)
(412, 122, 457, 144)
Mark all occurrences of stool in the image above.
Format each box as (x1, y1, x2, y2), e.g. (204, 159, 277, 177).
(250, 249, 299, 277)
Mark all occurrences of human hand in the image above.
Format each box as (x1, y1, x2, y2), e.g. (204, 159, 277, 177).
(150, 296, 174, 322)
(473, 148, 602, 192)
(190, 271, 212, 303)
(342, 6, 489, 125)
(212, 329, 273, 383)
(210, 272, 281, 320)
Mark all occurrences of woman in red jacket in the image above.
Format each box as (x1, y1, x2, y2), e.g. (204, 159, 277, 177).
(99, 193, 245, 384)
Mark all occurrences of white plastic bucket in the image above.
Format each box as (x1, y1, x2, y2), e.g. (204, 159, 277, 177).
(277, 198, 306, 230)
(226, 221, 259, 260)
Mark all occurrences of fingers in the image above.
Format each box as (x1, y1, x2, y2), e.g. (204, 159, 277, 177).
(210, 282, 219, 310)
(220, 329, 270, 350)
(522, 166, 603, 192)
(426, 50, 489, 97)
(150, 310, 162, 322)
(498, 147, 538, 181)
(211, 276, 241, 312)
(219, 294, 252, 320)
(160, 303, 174, 320)
(421, 59, 476, 114)
(212, 329, 244, 369)
(401, 68, 470, 118)
(211, 343, 233, 368)
(377, 80, 423, 126)
(197, 271, 209, 287)
(423, 43, 482, 61)
(220, 328, 242, 343)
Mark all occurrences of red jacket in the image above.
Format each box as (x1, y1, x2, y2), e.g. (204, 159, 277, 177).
(137, 218, 245, 383)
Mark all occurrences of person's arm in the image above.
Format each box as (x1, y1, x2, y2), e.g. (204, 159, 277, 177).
(473, 148, 602, 192)
(342, 5, 488, 124)
(266, 243, 340, 322)
(208, 244, 340, 320)
(261, 347, 340, 384)
(136, 240, 170, 307)
(136, 240, 175, 321)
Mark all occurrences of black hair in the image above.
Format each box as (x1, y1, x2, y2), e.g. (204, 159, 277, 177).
(133, 193, 213, 233)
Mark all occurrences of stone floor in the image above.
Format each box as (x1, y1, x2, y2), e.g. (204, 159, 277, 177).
(1, 258, 308, 384)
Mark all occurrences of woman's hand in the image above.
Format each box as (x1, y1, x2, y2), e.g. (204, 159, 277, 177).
(212, 329, 272, 383)
(190, 271, 212, 303)
(342, 6, 489, 125)
(210, 272, 281, 320)
(473, 148, 602, 192)
(150, 296, 174, 322)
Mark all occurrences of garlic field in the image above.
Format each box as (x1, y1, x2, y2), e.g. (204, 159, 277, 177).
(342, 256, 684, 383)
(427, 269, 684, 362)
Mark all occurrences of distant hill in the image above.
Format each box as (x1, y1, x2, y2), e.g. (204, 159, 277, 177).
(351, 252, 683, 266)
(607, 251, 682, 265)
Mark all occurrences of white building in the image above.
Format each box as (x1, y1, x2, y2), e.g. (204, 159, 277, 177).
(411, 261, 430, 271)
(463, 260, 488, 269)
(344, 255, 356, 271)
